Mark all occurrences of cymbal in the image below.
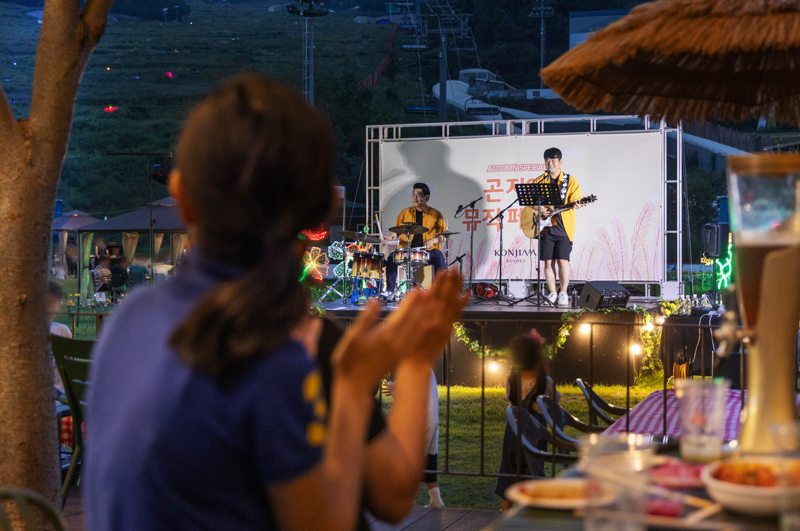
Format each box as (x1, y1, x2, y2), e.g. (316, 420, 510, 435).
(389, 223, 429, 235)
(338, 230, 381, 244)
(436, 231, 461, 237)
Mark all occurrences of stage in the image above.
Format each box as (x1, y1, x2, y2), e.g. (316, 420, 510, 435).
(320, 298, 660, 387)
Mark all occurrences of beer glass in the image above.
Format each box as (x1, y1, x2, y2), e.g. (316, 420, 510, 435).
(728, 154, 800, 453)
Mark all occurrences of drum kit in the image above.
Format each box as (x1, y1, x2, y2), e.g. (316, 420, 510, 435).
(317, 223, 460, 304)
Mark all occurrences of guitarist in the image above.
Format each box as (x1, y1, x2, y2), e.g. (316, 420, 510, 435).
(532, 147, 583, 307)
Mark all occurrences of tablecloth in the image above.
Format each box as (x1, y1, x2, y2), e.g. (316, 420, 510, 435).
(603, 389, 800, 441)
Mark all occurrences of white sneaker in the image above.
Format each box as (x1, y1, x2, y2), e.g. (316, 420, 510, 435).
(557, 292, 569, 307)
(546, 292, 557, 304)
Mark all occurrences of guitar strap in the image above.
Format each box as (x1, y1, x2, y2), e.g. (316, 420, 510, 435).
(553, 173, 570, 231)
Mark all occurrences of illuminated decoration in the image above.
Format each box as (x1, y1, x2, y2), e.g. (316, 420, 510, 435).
(333, 262, 347, 279)
(700, 254, 714, 266)
(104, 106, 118, 113)
(715, 234, 733, 290)
(301, 247, 329, 281)
(327, 241, 345, 261)
(166, 72, 174, 78)
(301, 224, 329, 242)
(347, 242, 369, 253)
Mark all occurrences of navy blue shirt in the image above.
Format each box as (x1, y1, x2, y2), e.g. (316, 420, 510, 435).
(86, 253, 325, 531)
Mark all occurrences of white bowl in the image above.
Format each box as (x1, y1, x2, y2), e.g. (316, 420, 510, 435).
(701, 457, 800, 516)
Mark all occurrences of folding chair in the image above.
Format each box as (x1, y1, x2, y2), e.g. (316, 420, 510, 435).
(575, 378, 626, 428)
(51, 335, 94, 508)
(0, 488, 65, 531)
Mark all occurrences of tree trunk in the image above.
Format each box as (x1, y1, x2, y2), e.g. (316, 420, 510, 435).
(0, 147, 62, 503)
(0, 0, 115, 506)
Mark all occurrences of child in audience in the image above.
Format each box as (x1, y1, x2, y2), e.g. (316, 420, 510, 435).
(85, 74, 468, 531)
(495, 330, 560, 510)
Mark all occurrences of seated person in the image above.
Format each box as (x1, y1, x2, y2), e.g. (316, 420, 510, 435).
(128, 254, 148, 286)
(48, 282, 71, 398)
(380, 183, 447, 293)
(496, 330, 561, 510)
(92, 257, 112, 292)
(110, 257, 131, 289)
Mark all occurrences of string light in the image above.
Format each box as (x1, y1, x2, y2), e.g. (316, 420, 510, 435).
(488, 362, 499, 372)
(301, 224, 329, 242)
(630, 344, 642, 355)
(644, 322, 654, 332)
(301, 247, 329, 281)
(579, 323, 591, 334)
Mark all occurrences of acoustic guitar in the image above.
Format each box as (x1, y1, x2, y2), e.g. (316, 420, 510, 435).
(520, 195, 598, 239)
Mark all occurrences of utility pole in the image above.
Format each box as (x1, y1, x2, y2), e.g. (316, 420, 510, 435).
(531, 0, 553, 89)
(439, 34, 447, 122)
(303, 17, 314, 105)
(288, 1, 327, 106)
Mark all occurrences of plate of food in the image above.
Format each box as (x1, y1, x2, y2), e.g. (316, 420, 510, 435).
(504, 478, 619, 510)
(701, 457, 800, 515)
(650, 458, 706, 488)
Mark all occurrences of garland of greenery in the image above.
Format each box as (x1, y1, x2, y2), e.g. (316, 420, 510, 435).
(453, 300, 682, 384)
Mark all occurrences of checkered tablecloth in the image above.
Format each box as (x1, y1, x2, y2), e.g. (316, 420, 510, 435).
(603, 389, 800, 441)
(60, 416, 86, 448)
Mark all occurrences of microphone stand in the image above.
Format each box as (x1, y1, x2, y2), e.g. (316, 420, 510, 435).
(474, 198, 518, 305)
(449, 253, 466, 276)
(455, 196, 482, 293)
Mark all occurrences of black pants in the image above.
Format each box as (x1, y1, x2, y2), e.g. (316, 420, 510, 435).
(423, 453, 438, 484)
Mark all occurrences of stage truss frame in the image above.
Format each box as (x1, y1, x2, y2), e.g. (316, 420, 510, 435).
(364, 116, 684, 298)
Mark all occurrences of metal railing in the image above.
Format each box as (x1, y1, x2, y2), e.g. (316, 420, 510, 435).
(57, 306, 775, 486)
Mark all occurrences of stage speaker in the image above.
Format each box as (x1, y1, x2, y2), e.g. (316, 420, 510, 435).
(578, 281, 630, 310)
(703, 222, 730, 258)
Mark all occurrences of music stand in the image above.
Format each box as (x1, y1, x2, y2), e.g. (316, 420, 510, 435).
(512, 181, 563, 307)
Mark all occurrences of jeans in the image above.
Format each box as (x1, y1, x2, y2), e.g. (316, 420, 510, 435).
(386, 248, 446, 292)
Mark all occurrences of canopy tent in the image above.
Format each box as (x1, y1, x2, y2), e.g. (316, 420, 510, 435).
(77, 197, 188, 298)
(79, 197, 185, 233)
(52, 210, 101, 278)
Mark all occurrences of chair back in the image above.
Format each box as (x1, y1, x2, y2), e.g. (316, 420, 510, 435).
(505, 406, 577, 465)
(51, 336, 93, 433)
(0, 488, 66, 531)
(110, 273, 125, 289)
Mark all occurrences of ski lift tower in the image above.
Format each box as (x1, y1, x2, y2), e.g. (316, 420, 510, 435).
(427, 14, 471, 122)
(287, 1, 328, 106)
(530, 0, 554, 89)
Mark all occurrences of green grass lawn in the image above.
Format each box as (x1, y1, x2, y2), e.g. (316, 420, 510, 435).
(380, 383, 658, 510)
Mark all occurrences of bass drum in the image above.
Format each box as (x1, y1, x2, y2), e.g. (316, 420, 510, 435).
(351, 251, 384, 280)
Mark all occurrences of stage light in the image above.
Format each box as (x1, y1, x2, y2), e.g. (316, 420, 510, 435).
(488, 362, 499, 372)
(644, 322, 654, 332)
(579, 323, 591, 334)
(630, 344, 641, 355)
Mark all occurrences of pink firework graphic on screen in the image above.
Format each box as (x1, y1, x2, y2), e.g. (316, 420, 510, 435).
(592, 203, 661, 281)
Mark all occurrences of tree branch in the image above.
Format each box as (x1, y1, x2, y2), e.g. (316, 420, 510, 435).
(29, 0, 113, 176)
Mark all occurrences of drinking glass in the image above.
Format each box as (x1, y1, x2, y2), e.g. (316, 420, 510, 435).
(728, 154, 800, 328)
(580, 434, 653, 531)
(771, 422, 800, 528)
(728, 154, 800, 452)
(674, 378, 729, 463)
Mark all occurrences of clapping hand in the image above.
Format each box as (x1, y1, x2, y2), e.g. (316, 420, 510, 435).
(331, 269, 469, 392)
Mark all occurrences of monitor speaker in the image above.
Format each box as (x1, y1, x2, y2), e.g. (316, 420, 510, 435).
(578, 281, 630, 310)
(703, 223, 730, 258)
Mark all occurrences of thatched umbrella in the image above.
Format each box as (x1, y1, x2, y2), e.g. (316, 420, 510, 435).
(541, 0, 800, 125)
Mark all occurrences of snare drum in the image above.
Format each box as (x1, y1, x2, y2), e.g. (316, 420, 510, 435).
(394, 248, 429, 266)
(351, 251, 384, 280)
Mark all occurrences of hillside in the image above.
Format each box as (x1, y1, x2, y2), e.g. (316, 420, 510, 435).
(1, 1, 435, 215)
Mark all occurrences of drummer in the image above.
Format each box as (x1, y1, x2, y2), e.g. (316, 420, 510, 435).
(381, 182, 447, 292)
